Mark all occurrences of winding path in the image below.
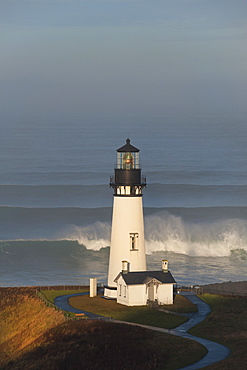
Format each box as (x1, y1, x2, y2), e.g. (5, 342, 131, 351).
(54, 292, 107, 319)
(172, 293, 230, 369)
(54, 291, 230, 369)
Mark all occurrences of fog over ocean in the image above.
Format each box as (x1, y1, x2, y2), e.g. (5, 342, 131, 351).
(0, 117, 246, 287)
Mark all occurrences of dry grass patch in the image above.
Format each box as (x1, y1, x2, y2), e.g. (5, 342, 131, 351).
(0, 287, 65, 367)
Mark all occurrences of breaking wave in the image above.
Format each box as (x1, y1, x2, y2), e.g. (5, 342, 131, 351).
(60, 222, 111, 251)
(59, 212, 247, 258)
(145, 212, 247, 258)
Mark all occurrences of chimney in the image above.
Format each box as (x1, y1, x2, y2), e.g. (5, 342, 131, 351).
(122, 260, 130, 274)
(162, 259, 168, 272)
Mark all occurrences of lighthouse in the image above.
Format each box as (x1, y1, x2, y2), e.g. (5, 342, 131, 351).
(104, 139, 147, 299)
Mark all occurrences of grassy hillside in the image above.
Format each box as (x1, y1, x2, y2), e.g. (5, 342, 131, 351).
(0, 287, 207, 370)
(189, 294, 247, 369)
(0, 287, 65, 367)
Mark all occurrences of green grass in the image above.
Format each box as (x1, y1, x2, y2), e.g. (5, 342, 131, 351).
(0, 287, 207, 370)
(42, 288, 196, 328)
(51, 289, 247, 369)
(162, 294, 198, 313)
(189, 294, 247, 369)
(41, 288, 89, 303)
(69, 294, 188, 329)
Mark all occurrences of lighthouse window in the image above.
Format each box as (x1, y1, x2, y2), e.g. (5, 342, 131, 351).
(117, 152, 139, 169)
(123, 152, 133, 169)
(130, 233, 139, 250)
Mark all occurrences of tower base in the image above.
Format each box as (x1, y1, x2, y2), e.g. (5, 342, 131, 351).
(104, 285, 117, 299)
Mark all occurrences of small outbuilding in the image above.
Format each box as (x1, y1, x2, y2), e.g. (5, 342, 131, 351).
(114, 260, 176, 306)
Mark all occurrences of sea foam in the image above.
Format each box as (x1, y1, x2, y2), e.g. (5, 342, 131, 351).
(61, 222, 111, 251)
(145, 212, 247, 257)
(60, 211, 247, 258)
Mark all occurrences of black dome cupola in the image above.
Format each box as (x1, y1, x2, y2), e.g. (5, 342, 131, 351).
(110, 138, 146, 196)
(117, 138, 139, 153)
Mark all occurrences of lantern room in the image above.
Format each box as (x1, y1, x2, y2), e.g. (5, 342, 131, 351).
(110, 138, 146, 194)
(116, 139, 140, 170)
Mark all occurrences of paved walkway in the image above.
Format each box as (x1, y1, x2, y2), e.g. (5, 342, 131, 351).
(54, 291, 230, 369)
(173, 292, 230, 369)
(54, 292, 107, 319)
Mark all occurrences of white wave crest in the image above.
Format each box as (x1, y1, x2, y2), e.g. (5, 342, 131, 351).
(59, 212, 247, 257)
(60, 222, 111, 251)
(145, 212, 247, 257)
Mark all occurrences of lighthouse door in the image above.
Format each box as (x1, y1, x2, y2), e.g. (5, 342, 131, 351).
(148, 282, 155, 301)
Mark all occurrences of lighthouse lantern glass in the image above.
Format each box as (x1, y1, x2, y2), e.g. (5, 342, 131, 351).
(117, 152, 139, 169)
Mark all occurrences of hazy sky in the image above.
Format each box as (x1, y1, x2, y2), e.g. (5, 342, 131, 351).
(1, 0, 247, 120)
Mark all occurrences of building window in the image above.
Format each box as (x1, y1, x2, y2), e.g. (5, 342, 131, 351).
(119, 284, 122, 296)
(130, 233, 139, 250)
(124, 286, 127, 298)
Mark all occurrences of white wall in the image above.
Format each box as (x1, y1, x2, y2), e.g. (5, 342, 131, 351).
(116, 277, 174, 306)
(104, 286, 117, 299)
(128, 284, 146, 306)
(116, 275, 129, 305)
(107, 196, 146, 288)
(156, 284, 174, 305)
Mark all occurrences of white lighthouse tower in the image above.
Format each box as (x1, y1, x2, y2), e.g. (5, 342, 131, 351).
(104, 139, 147, 298)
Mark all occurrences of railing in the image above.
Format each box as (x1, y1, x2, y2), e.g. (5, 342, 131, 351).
(36, 286, 90, 320)
(36, 285, 86, 291)
(36, 289, 72, 320)
(197, 287, 247, 297)
(36, 285, 108, 321)
(175, 285, 247, 298)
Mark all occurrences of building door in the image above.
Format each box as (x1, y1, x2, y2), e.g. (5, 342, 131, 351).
(148, 282, 155, 301)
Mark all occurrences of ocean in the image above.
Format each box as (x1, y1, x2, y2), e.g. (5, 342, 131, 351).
(0, 116, 246, 287)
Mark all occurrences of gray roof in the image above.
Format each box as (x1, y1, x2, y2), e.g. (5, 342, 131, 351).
(115, 270, 176, 285)
(117, 138, 140, 153)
